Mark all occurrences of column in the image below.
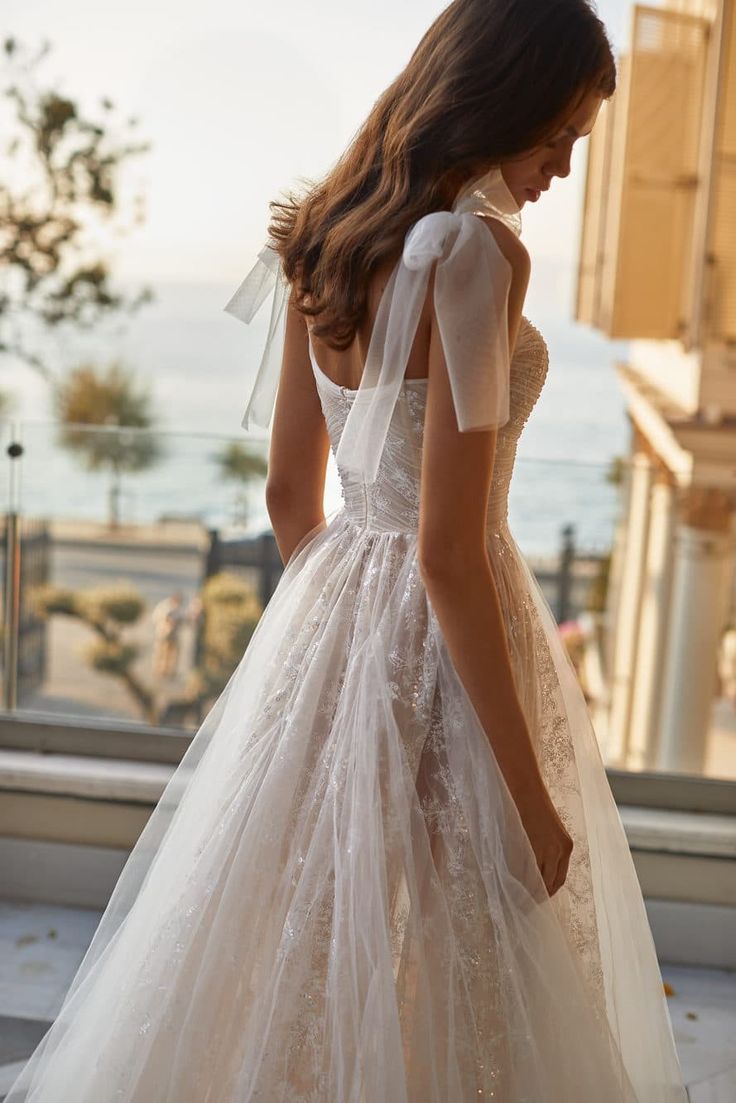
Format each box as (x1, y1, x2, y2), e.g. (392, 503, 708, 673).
(626, 470, 676, 769)
(606, 449, 654, 765)
(656, 487, 735, 773)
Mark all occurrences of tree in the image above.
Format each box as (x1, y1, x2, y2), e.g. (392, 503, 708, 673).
(54, 361, 163, 528)
(215, 441, 269, 527)
(0, 36, 153, 393)
(161, 572, 262, 727)
(32, 572, 263, 728)
(32, 580, 156, 722)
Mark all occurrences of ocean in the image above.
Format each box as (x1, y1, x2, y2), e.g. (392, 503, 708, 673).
(2, 278, 632, 558)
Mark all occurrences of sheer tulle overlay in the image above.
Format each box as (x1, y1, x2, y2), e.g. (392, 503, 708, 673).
(6, 200, 688, 1101)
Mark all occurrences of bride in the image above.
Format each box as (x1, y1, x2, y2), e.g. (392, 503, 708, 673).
(7, 0, 689, 1099)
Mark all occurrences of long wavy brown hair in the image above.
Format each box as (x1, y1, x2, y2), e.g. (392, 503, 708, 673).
(267, 0, 616, 349)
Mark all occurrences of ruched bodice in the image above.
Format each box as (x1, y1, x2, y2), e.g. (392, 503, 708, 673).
(309, 315, 549, 535)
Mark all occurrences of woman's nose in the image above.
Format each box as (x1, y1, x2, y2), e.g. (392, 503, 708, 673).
(549, 145, 573, 179)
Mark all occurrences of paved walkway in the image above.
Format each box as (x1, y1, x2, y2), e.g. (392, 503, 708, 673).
(0, 899, 733, 1100)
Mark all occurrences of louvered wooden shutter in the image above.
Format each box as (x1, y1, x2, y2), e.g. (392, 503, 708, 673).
(710, 0, 736, 341)
(575, 94, 615, 327)
(576, 5, 709, 339)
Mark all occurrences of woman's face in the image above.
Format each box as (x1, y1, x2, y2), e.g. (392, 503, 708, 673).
(500, 90, 604, 206)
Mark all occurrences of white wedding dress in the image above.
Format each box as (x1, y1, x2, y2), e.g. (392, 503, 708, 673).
(5, 170, 688, 1102)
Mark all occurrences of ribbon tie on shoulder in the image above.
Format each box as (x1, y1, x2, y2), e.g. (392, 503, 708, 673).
(402, 210, 460, 270)
(223, 206, 514, 484)
(223, 244, 290, 432)
(334, 209, 514, 484)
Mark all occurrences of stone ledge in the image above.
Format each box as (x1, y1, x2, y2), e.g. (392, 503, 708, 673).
(620, 805, 736, 859)
(1, 750, 735, 859)
(0, 750, 173, 804)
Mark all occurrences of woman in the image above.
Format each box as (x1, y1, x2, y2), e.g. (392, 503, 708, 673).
(7, 0, 688, 1099)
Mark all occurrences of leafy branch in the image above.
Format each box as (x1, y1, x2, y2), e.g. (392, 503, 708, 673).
(0, 36, 154, 386)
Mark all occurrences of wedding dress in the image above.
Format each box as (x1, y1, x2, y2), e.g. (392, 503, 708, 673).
(5, 169, 688, 1102)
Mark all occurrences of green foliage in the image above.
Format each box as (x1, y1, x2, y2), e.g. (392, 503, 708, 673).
(0, 37, 154, 385)
(31, 584, 76, 618)
(215, 441, 269, 527)
(76, 584, 146, 625)
(86, 639, 140, 674)
(32, 581, 145, 625)
(216, 442, 268, 484)
(31, 578, 154, 718)
(31, 567, 264, 728)
(54, 362, 162, 474)
(203, 573, 263, 609)
(53, 361, 163, 526)
(190, 571, 262, 700)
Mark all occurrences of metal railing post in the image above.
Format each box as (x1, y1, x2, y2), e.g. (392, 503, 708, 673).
(4, 438, 24, 711)
(557, 522, 575, 623)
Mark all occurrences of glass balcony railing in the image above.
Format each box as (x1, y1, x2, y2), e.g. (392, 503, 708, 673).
(0, 418, 733, 784)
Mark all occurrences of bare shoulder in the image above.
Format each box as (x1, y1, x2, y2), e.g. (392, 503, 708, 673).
(473, 214, 530, 278)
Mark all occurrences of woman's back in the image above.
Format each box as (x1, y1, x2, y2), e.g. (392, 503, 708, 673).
(307, 214, 528, 392)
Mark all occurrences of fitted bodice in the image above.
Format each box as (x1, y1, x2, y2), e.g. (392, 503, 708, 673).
(310, 316, 549, 535)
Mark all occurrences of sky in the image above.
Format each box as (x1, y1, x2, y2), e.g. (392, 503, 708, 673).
(4, 0, 638, 289)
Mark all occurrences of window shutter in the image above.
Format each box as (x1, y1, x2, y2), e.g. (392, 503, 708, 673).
(710, 1, 736, 341)
(576, 5, 709, 340)
(575, 94, 615, 327)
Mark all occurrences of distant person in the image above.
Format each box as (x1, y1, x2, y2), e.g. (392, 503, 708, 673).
(151, 590, 186, 679)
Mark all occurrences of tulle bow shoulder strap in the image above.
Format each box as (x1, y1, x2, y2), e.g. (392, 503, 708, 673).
(223, 174, 518, 479)
(223, 244, 290, 432)
(334, 210, 514, 483)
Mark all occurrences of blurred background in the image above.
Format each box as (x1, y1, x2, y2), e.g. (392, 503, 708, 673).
(1, 0, 734, 780)
(0, 2, 735, 1095)
(0, 0, 647, 736)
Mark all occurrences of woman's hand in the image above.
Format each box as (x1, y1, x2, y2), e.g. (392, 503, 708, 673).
(514, 784, 574, 897)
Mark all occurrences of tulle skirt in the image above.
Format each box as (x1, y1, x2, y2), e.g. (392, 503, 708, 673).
(6, 508, 687, 1102)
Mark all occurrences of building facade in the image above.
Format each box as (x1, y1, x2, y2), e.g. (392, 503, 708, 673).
(576, 0, 736, 772)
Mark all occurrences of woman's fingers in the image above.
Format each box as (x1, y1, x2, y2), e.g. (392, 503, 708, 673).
(540, 855, 557, 896)
(541, 847, 571, 897)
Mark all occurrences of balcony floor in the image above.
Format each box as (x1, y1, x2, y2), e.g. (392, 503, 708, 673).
(0, 899, 734, 1101)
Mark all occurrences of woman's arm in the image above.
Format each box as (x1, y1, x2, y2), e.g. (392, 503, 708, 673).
(417, 218, 547, 809)
(265, 290, 331, 565)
